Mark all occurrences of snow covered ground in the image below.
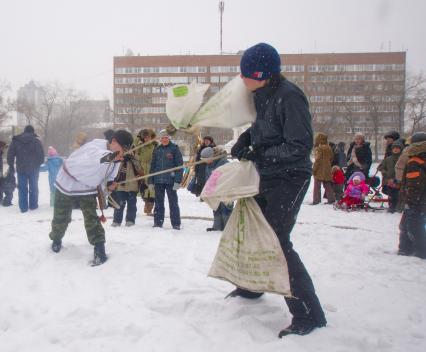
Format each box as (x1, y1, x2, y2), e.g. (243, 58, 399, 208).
(1, 172, 425, 352)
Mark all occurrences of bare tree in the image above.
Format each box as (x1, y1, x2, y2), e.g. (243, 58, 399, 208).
(0, 80, 15, 125)
(406, 84, 426, 134)
(398, 72, 426, 134)
(364, 95, 382, 162)
(17, 82, 62, 147)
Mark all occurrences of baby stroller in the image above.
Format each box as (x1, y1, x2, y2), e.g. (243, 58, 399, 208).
(334, 171, 388, 212)
(365, 170, 389, 211)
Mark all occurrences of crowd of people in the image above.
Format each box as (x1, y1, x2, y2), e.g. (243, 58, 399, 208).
(0, 42, 425, 338)
(311, 128, 426, 260)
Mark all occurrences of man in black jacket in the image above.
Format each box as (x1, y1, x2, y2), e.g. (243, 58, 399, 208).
(7, 125, 44, 212)
(230, 43, 326, 337)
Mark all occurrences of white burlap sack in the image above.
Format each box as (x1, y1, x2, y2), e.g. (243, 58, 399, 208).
(208, 198, 291, 296)
(192, 76, 256, 128)
(165, 81, 209, 129)
(200, 161, 259, 211)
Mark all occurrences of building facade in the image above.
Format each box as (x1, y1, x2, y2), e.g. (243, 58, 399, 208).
(113, 51, 406, 155)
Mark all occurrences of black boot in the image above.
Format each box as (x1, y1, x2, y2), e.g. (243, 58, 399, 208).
(225, 287, 264, 299)
(51, 240, 62, 253)
(92, 242, 108, 266)
(279, 323, 317, 338)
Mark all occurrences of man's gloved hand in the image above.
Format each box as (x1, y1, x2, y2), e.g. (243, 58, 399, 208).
(173, 182, 181, 191)
(148, 184, 155, 192)
(237, 146, 262, 162)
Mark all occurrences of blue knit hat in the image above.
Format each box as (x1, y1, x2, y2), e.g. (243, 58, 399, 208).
(240, 43, 281, 81)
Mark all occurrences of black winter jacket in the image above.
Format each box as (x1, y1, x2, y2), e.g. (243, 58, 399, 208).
(7, 132, 44, 174)
(231, 77, 313, 177)
(346, 141, 372, 177)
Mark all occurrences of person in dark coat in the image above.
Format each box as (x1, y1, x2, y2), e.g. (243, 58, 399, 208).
(398, 132, 426, 258)
(337, 142, 346, 168)
(345, 132, 372, 181)
(0, 165, 16, 206)
(200, 146, 233, 231)
(384, 130, 400, 158)
(328, 142, 339, 167)
(379, 140, 403, 212)
(148, 131, 183, 230)
(0, 141, 7, 177)
(193, 136, 216, 196)
(230, 43, 326, 337)
(0, 141, 8, 203)
(7, 125, 44, 212)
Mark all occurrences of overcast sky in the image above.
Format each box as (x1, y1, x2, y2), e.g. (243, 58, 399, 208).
(1, 0, 425, 100)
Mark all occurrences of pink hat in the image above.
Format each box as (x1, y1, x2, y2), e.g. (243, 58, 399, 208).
(48, 146, 58, 156)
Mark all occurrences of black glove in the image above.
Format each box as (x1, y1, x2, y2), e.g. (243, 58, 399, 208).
(123, 154, 132, 162)
(237, 147, 262, 162)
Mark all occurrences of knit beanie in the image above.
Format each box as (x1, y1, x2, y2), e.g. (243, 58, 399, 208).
(112, 130, 133, 150)
(240, 43, 281, 81)
(411, 132, 426, 144)
(24, 125, 35, 133)
(200, 147, 214, 159)
(391, 139, 404, 150)
(384, 130, 400, 140)
(47, 146, 58, 156)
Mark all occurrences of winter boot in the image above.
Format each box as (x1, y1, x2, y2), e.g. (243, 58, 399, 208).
(51, 240, 62, 253)
(92, 242, 108, 266)
(225, 287, 264, 299)
(278, 321, 323, 338)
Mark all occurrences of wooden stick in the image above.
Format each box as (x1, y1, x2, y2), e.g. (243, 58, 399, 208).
(117, 153, 229, 185)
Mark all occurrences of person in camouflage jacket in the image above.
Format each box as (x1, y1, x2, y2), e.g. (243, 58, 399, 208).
(398, 133, 426, 259)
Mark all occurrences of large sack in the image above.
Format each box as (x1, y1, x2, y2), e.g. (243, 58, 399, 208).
(200, 161, 259, 210)
(165, 77, 256, 130)
(166, 81, 209, 129)
(208, 198, 291, 296)
(191, 76, 256, 128)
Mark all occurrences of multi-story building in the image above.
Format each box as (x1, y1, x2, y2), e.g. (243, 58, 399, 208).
(113, 51, 406, 155)
(16, 81, 44, 128)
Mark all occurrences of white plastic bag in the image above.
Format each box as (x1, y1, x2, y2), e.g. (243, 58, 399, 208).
(165, 81, 209, 129)
(192, 76, 256, 128)
(165, 76, 256, 130)
(208, 198, 291, 296)
(200, 161, 259, 210)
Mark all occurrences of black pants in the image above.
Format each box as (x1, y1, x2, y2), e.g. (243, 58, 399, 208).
(242, 171, 327, 326)
(399, 209, 426, 259)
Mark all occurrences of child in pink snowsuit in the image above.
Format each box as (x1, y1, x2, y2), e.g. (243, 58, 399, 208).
(338, 171, 369, 208)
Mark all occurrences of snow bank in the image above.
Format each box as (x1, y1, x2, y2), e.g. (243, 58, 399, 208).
(0, 173, 425, 351)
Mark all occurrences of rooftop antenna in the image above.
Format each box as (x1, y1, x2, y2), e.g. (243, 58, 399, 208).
(219, 1, 224, 54)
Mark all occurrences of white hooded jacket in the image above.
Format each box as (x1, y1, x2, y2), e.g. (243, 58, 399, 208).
(54, 139, 120, 196)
